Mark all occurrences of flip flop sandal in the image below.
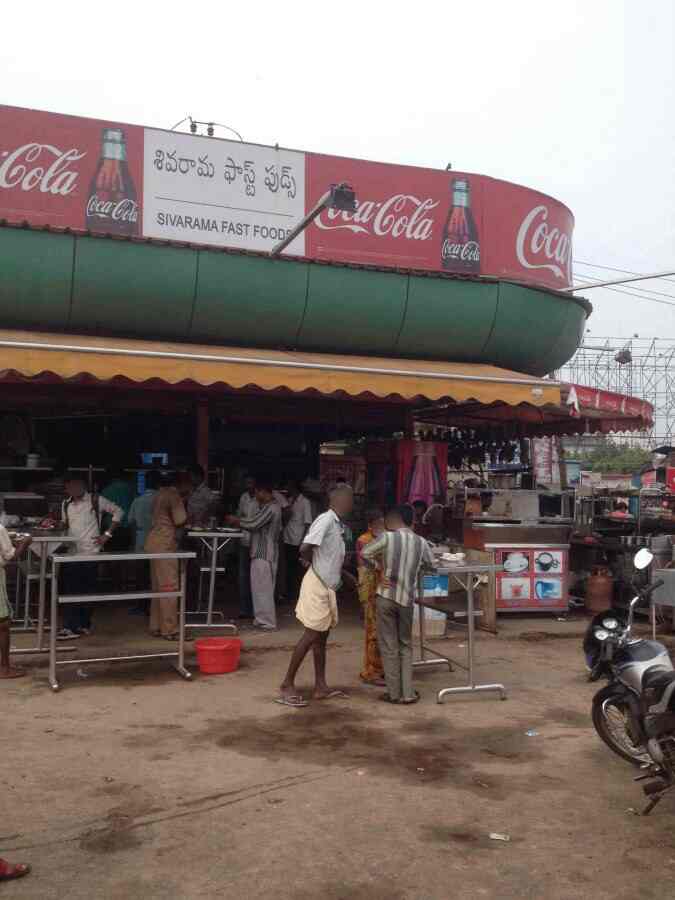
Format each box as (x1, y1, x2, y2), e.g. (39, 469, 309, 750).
(316, 690, 349, 700)
(399, 691, 421, 705)
(379, 693, 400, 704)
(274, 696, 308, 708)
(0, 860, 31, 881)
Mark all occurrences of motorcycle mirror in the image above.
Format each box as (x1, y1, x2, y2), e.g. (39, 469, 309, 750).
(634, 548, 654, 570)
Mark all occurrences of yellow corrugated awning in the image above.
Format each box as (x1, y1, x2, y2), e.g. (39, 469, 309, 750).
(0, 329, 560, 407)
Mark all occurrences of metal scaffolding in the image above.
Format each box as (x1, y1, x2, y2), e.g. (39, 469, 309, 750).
(559, 337, 675, 446)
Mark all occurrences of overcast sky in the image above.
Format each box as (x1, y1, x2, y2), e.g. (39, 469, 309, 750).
(2, 0, 674, 342)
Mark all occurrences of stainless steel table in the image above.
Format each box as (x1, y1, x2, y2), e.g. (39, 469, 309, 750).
(187, 531, 243, 628)
(10, 534, 79, 656)
(48, 551, 196, 692)
(414, 564, 507, 703)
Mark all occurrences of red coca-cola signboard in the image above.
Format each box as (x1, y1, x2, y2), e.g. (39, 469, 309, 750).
(306, 153, 573, 289)
(0, 104, 574, 290)
(0, 106, 142, 235)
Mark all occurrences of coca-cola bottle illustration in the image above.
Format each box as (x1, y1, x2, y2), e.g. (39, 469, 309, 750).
(85, 128, 139, 235)
(441, 177, 480, 273)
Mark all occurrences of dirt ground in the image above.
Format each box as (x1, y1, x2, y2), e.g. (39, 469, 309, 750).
(3, 598, 675, 900)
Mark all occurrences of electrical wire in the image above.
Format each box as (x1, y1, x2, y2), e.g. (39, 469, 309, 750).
(572, 270, 675, 301)
(574, 259, 675, 286)
(585, 283, 675, 309)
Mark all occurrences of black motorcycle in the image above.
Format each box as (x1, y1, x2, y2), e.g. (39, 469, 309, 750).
(585, 548, 675, 814)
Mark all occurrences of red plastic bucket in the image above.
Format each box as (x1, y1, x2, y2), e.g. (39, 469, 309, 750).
(194, 637, 241, 675)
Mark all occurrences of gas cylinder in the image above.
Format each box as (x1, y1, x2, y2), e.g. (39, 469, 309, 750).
(585, 568, 614, 613)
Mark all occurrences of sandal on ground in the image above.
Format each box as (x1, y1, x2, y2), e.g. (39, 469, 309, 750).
(399, 691, 421, 705)
(274, 695, 308, 708)
(360, 676, 387, 687)
(0, 859, 31, 882)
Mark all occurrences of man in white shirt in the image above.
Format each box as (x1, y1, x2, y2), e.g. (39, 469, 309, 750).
(277, 484, 356, 707)
(59, 474, 123, 638)
(236, 476, 258, 618)
(282, 481, 313, 604)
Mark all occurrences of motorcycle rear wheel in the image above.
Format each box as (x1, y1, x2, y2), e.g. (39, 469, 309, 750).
(592, 690, 650, 766)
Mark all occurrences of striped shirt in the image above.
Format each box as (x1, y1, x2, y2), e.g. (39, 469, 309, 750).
(240, 502, 282, 565)
(361, 527, 435, 608)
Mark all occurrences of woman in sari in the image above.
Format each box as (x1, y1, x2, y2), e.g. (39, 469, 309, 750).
(145, 473, 187, 640)
(356, 508, 385, 685)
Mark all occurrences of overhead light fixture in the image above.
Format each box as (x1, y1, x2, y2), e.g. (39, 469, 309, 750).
(329, 182, 357, 212)
(270, 182, 357, 257)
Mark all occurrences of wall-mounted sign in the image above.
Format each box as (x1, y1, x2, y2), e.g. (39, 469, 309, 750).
(0, 105, 574, 290)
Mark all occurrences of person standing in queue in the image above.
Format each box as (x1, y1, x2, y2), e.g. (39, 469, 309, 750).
(356, 508, 386, 686)
(187, 464, 214, 527)
(0, 526, 32, 679)
(411, 500, 429, 535)
(127, 469, 161, 608)
(282, 480, 313, 604)
(145, 472, 187, 641)
(361, 505, 435, 705)
(236, 475, 258, 619)
(227, 481, 282, 631)
(277, 484, 356, 707)
(100, 468, 135, 551)
(58, 474, 123, 640)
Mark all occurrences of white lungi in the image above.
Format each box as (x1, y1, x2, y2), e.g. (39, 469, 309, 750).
(295, 567, 338, 633)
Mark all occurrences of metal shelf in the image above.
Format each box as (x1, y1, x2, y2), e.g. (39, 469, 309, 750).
(0, 466, 53, 471)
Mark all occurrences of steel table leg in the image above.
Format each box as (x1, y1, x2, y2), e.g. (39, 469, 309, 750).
(23, 556, 31, 629)
(174, 561, 192, 681)
(37, 545, 48, 650)
(437, 574, 506, 703)
(206, 538, 218, 626)
(49, 561, 60, 692)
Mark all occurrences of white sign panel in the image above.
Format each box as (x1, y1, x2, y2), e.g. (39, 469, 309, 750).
(142, 129, 306, 254)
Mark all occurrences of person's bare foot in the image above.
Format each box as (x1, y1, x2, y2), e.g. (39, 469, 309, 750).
(0, 667, 26, 680)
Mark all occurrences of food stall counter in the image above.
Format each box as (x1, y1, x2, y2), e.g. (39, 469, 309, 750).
(456, 519, 572, 614)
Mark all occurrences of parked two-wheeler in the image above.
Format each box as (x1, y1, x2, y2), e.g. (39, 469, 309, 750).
(585, 547, 675, 814)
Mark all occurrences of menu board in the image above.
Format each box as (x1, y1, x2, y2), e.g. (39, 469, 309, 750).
(496, 546, 568, 612)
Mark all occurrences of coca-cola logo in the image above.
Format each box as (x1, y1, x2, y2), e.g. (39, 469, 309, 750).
(86, 195, 138, 224)
(515, 205, 572, 283)
(0, 143, 85, 195)
(442, 240, 480, 262)
(315, 194, 438, 241)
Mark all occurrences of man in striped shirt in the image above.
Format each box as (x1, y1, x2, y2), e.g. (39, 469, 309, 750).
(227, 481, 282, 630)
(361, 505, 435, 704)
